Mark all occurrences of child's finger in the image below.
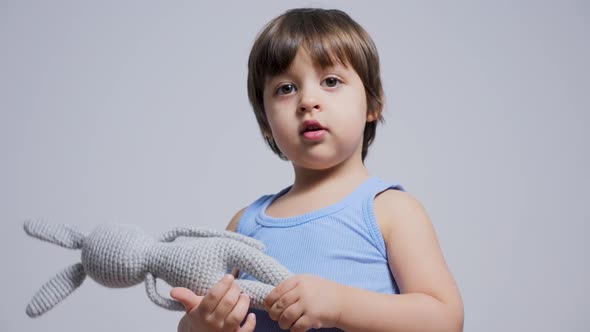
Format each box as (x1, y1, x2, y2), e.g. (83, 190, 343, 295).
(199, 274, 235, 315)
(210, 282, 242, 322)
(268, 286, 299, 321)
(277, 302, 303, 330)
(239, 313, 256, 332)
(264, 276, 299, 309)
(290, 315, 312, 332)
(170, 287, 204, 312)
(224, 293, 250, 330)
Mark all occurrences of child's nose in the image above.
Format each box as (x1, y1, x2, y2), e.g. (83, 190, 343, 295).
(299, 103, 320, 113)
(298, 89, 321, 113)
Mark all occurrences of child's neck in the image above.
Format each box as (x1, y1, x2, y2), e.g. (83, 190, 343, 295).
(288, 162, 371, 197)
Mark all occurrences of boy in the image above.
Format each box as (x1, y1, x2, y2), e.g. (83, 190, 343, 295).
(172, 8, 463, 332)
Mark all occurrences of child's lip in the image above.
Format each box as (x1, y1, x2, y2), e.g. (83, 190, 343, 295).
(302, 129, 327, 140)
(299, 119, 327, 133)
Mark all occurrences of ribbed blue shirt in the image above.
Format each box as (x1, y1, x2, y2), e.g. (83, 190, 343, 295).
(237, 176, 405, 331)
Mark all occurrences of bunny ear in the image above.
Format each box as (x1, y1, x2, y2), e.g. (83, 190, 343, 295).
(26, 263, 86, 318)
(159, 227, 265, 251)
(23, 220, 85, 249)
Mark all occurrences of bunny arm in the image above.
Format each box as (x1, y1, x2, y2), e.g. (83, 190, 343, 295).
(234, 279, 275, 310)
(145, 274, 274, 312)
(158, 227, 265, 251)
(23, 220, 85, 249)
(145, 273, 184, 311)
(26, 263, 86, 318)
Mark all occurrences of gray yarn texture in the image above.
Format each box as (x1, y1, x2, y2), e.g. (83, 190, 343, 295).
(23, 220, 293, 318)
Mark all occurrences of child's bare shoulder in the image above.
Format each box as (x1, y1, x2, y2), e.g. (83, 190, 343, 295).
(373, 189, 431, 242)
(226, 206, 248, 232)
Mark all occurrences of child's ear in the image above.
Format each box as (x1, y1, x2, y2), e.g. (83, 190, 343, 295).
(367, 108, 383, 123)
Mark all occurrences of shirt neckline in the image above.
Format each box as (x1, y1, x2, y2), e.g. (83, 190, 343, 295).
(255, 176, 379, 228)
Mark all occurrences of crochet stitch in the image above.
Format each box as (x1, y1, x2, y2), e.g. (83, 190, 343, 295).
(23, 220, 292, 318)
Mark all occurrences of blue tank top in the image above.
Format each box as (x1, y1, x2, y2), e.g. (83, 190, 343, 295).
(236, 176, 405, 331)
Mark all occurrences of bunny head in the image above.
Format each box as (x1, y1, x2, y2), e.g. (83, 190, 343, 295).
(82, 224, 156, 288)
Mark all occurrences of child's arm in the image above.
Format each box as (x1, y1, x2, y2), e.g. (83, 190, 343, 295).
(264, 191, 464, 332)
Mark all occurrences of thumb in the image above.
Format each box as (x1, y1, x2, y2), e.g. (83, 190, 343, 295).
(170, 287, 204, 312)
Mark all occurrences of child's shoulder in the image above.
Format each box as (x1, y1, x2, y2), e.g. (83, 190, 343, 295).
(374, 186, 424, 214)
(373, 188, 431, 242)
(226, 206, 248, 232)
(226, 191, 279, 232)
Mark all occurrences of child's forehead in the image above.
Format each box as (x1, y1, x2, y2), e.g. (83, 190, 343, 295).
(265, 46, 351, 78)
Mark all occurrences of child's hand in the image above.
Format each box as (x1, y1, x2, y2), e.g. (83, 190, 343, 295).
(170, 274, 256, 332)
(264, 274, 344, 331)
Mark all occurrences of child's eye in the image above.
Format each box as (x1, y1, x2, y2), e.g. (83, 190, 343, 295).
(322, 77, 343, 88)
(276, 83, 297, 96)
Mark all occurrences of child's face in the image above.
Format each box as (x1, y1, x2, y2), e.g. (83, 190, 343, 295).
(263, 48, 374, 169)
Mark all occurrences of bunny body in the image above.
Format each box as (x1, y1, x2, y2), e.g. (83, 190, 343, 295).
(24, 221, 292, 318)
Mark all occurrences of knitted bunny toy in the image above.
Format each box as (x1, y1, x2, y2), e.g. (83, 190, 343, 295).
(23, 220, 292, 318)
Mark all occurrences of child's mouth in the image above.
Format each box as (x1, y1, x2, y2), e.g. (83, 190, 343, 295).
(302, 129, 327, 140)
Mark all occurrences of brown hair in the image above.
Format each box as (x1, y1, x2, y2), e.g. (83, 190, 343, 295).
(247, 8, 385, 162)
